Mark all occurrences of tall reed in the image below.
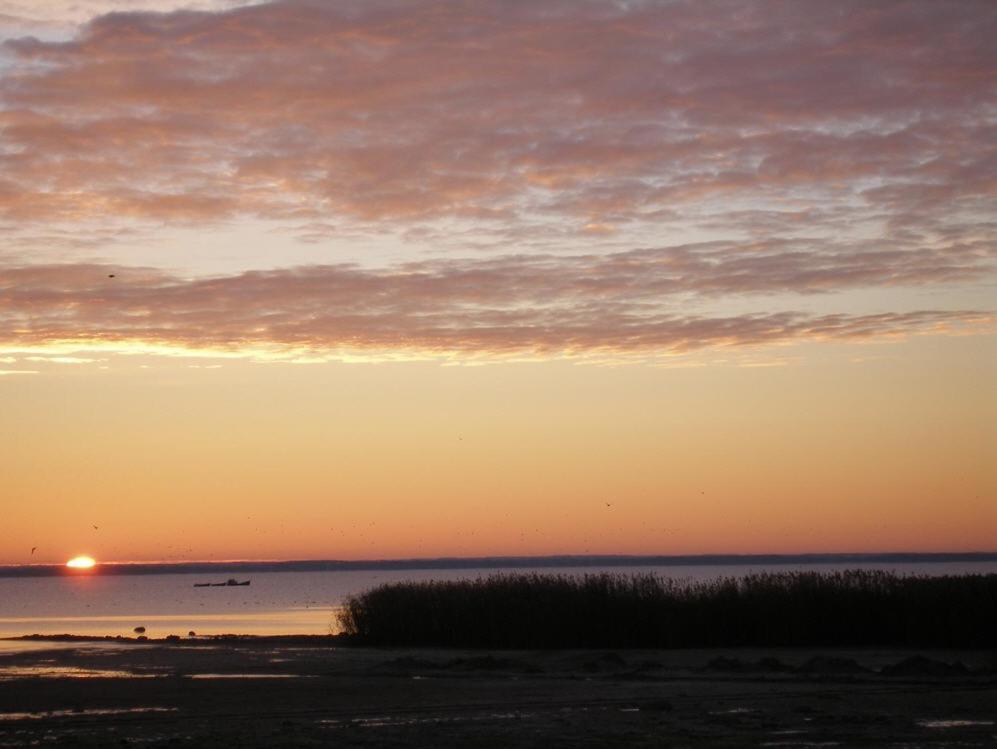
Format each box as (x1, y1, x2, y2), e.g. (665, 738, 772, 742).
(337, 570, 997, 648)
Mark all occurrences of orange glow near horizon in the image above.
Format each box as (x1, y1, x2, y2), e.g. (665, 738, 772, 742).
(1, 334, 993, 566)
(1, 1, 995, 567)
(66, 556, 97, 569)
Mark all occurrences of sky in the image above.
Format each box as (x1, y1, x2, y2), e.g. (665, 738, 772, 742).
(0, 0, 994, 565)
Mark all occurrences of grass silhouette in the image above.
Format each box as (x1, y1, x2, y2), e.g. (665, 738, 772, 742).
(338, 570, 996, 648)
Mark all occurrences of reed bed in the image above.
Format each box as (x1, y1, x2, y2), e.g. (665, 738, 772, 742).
(337, 570, 997, 648)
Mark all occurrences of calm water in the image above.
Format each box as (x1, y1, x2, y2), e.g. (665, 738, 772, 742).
(1, 562, 995, 642)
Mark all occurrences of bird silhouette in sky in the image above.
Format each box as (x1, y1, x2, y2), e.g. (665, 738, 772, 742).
(30, 547, 36, 555)
(92, 525, 99, 530)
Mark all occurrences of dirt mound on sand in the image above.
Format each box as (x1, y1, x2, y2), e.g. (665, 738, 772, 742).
(756, 657, 791, 672)
(706, 656, 790, 673)
(795, 656, 869, 675)
(372, 656, 444, 672)
(706, 656, 744, 672)
(447, 656, 542, 673)
(880, 656, 969, 677)
(581, 652, 627, 672)
(375, 655, 545, 674)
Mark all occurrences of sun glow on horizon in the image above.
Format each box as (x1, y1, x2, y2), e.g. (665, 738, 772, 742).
(0, 0, 993, 567)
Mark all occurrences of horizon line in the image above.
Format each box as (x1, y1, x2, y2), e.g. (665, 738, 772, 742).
(2, 551, 995, 578)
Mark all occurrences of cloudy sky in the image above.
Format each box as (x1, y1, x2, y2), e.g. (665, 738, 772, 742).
(1, 0, 993, 564)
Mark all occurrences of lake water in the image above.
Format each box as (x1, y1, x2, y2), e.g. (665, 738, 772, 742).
(1, 561, 995, 642)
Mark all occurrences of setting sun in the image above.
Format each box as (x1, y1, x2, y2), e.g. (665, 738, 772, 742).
(66, 556, 96, 569)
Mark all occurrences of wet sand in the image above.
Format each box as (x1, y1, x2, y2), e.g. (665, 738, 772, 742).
(0, 637, 994, 747)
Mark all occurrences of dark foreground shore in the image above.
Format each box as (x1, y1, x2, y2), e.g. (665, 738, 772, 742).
(1, 637, 995, 747)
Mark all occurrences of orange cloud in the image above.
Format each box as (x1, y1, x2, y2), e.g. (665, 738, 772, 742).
(1, 251, 990, 359)
(2, 1, 993, 362)
(0, 0, 992, 241)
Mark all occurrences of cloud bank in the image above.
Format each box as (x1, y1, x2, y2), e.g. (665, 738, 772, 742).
(1, 0, 993, 234)
(2, 250, 990, 360)
(1, 0, 994, 360)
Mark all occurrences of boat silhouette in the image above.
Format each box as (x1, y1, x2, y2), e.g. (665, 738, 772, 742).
(193, 578, 250, 587)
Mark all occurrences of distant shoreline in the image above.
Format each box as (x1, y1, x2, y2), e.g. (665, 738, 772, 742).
(2, 551, 995, 578)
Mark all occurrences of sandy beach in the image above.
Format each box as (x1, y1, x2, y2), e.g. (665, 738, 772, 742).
(0, 637, 994, 747)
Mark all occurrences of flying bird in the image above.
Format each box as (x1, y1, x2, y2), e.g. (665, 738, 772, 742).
(107, 274, 115, 278)
(30, 547, 36, 555)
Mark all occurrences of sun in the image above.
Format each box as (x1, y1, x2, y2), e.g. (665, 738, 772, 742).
(66, 556, 96, 569)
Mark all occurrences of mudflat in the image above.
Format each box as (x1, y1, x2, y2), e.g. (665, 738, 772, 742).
(0, 637, 994, 747)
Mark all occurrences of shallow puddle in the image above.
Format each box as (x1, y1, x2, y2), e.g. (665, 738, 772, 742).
(321, 712, 528, 728)
(917, 719, 995, 728)
(0, 640, 153, 654)
(0, 707, 176, 721)
(0, 665, 153, 679)
(186, 672, 313, 679)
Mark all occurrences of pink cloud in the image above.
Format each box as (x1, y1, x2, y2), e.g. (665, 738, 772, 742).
(1, 253, 990, 358)
(2, 0, 993, 359)
(0, 0, 992, 235)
